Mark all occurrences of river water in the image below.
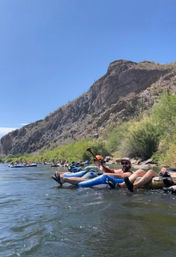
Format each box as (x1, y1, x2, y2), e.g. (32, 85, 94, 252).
(0, 163, 176, 257)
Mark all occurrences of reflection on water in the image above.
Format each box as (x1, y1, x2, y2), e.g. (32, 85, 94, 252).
(0, 163, 176, 257)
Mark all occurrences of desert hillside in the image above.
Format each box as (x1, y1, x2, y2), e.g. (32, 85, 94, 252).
(1, 60, 176, 155)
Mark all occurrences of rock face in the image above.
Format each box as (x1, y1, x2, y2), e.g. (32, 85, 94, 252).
(1, 60, 176, 155)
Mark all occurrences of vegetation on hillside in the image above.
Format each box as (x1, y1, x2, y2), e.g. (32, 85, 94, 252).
(1, 92, 176, 167)
(1, 139, 109, 164)
(103, 92, 176, 166)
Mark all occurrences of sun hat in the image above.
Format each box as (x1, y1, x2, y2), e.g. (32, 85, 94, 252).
(116, 158, 131, 164)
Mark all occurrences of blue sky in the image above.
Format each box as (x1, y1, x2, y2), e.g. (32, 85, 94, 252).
(0, 0, 176, 137)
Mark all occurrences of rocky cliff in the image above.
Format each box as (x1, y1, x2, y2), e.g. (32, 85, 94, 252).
(1, 60, 176, 155)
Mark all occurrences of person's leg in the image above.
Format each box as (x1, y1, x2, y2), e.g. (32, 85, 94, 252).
(63, 170, 87, 178)
(124, 169, 158, 192)
(120, 169, 146, 188)
(105, 175, 124, 189)
(51, 171, 65, 184)
(59, 173, 105, 187)
(78, 174, 123, 188)
(53, 171, 66, 176)
(61, 176, 86, 185)
(52, 169, 87, 182)
(134, 169, 158, 189)
(51, 171, 86, 186)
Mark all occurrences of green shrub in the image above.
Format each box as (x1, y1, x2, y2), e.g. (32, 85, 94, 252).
(123, 118, 160, 160)
(121, 93, 176, 161)
(105, 122, 130, 153)
(151, 92, 176, 138)
(25, 139, 109, 163)
(158, 140, 176, 167)
(148, 92, 176, 163)
(87, 141, 109, 158)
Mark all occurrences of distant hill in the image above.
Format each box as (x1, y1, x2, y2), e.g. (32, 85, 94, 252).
(1, 60, 176, 155)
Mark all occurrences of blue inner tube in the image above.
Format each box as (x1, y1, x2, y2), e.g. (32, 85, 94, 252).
(64, 169, 88, 178)
(167, 168, 176, 172)
(77, 174, 124, 188)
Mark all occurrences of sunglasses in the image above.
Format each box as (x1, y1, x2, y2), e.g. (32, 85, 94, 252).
(121, 161, 129, 165)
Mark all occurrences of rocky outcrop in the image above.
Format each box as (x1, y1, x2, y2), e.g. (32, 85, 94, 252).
(1, 60, 176, 155)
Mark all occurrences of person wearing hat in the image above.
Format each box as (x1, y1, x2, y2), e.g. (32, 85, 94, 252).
(74, 157, 133, 188)
(100, 158, 133, 177)
(52, 156, 133, 187)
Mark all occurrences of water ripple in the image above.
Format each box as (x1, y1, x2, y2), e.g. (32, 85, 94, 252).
(1, 164, 176, 257)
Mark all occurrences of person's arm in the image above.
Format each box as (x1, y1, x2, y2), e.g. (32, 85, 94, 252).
(114, 171, 132, 178)
(100, 164, 115, 173)
(103, 171, 132, 178)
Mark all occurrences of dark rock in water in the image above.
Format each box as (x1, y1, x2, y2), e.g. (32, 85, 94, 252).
(1, 60, 176, 155)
